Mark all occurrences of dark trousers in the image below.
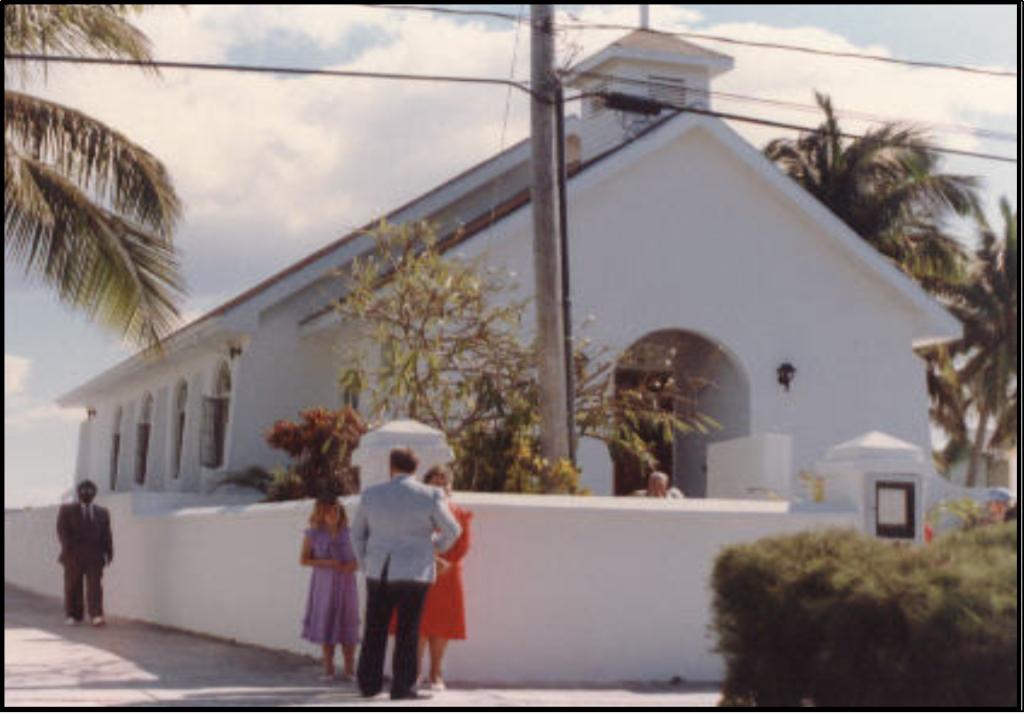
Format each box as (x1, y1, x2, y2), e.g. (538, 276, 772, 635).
(63, 561, 103, 620)
(357, 576, 429, 698)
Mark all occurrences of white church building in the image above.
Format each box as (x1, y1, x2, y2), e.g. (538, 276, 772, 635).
(58, 30, 960, 499)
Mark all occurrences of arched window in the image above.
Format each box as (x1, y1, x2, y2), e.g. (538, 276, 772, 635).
(135, 393, 154, 484)
(216, 362, 232, 397)
(201, 362, 231, 469)
(172, 380, 188, 478)
(110, 406, 123, 490)
(339, 381, 360, 412)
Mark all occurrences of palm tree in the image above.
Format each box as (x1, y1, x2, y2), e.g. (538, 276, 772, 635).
(919, 343, 970, 472)
(5, 5, 184, 347)
(764, 92, 980, 292)
(949, 199, 1017, 484)
(920, 198, 1018, 485)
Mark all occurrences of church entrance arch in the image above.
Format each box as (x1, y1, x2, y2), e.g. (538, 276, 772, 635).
(612, 329, 750, 497)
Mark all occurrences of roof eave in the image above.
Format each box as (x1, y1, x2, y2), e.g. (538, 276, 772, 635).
(56, 318, 245, 407)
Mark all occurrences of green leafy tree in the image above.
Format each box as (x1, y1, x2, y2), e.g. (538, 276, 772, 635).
(333, 221, 714, 493)
(5, 5, 184, 347)
(764, 92, 979, 292)
(920, 198, 1018, 485)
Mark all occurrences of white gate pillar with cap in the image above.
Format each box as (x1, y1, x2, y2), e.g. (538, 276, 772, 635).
(813, 431, 935, 542)
(352, 419, 454, 490)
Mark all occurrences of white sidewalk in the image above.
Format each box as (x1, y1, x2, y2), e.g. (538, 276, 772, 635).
(4, 585, 720, 707)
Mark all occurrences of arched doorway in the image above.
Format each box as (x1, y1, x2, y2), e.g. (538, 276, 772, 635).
(612, 329, 750, 497)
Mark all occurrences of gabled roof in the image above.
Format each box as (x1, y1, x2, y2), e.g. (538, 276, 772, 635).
(302, 109, 961, 345)
(567, 28, 734, 83)
(612, 29, 732, 61)
(63, 105, 962, 404)
(157, 132, 536, 336)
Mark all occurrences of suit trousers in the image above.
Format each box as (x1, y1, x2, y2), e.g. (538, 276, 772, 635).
(63, 560, 104, 621)
(357, 575, 429, 698)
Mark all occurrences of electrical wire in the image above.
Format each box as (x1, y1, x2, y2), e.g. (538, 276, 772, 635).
(487, 4, 527, 228)
(7, 53, 1013, 163)
(566, 90, 1017, 164)
(360, 4, 1017, 78)
(572, 70, 1018, 143)
(3, 53, 541, 99)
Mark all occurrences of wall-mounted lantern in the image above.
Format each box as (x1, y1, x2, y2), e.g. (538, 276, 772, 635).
(228, 343, 243, 360)
(777, 362, 796, 391)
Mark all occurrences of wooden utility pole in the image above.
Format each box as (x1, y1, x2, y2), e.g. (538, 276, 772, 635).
(530, 4, 570, 466)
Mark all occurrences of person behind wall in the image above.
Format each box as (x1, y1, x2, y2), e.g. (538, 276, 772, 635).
(633, 471, 685, 499)
(299, 495, 360, 681)
(351, 447, 461, 701)
(1004, 502, 1018, 522)
(56, 479, 113, 626)
(983, 487, 1014, 525)
(387, 464, 473, 691)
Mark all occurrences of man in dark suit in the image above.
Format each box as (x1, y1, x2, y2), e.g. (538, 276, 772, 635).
(56, 479, 113, 626)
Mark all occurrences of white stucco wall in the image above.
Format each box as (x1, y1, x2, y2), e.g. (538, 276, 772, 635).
(5, 493, 857, 683)
(225, 293, 343, 475)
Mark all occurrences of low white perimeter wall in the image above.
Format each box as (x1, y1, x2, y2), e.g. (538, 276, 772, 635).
(5, 492, 858, 683)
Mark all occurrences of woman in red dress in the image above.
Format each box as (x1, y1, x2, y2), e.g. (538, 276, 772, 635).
(389, 464, 472, 691)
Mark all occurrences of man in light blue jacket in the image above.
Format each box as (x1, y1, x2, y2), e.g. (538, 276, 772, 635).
(352, 447, 461, 700)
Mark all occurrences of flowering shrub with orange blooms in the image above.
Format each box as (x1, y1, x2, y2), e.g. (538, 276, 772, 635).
(264, 407, 367, 499)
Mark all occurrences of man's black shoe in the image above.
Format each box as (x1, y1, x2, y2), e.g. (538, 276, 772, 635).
(391, 690, 433, 701)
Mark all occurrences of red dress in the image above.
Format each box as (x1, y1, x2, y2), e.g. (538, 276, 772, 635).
(389, 504, 473, 640)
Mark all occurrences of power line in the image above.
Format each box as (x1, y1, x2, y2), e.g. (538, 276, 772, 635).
(487, 4, 526, 228)
(573, 70, 1018, 143)
(360, 4, 1017, 78)
(10, 47, 1015, 144)
(354, 5, 1017, 141)
(7, 51, 1013, 163)
(3, 53, 542, 99)
(572, 90, 1017, 164)
(560, 15, 1018, 79)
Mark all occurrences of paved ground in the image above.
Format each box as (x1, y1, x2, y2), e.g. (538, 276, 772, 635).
(4, 585, 720, 707)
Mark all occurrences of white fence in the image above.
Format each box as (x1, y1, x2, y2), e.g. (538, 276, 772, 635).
(5, 492, 858, 683)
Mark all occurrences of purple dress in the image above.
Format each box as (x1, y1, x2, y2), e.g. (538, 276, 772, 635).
(301, 527, 359, 646)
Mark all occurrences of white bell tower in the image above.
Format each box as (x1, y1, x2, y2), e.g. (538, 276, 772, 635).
(565, 24, 734, 160)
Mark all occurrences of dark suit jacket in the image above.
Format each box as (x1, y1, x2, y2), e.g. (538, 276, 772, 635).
(57, 503, 113, 567)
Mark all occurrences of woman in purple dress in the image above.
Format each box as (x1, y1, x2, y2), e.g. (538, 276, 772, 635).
(300, 495, 360, 680)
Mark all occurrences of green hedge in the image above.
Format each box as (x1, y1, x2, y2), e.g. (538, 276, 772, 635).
(711, 523, 1018, 707)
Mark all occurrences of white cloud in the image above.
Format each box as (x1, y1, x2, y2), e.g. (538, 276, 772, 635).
(5, 354, 30, 398)
(5, 403, 84, 429)
(5, 354, 83, 429)
(701, 22, 1016, 152)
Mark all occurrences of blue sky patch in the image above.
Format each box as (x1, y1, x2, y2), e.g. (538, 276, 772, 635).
(226, 23, 397, 70)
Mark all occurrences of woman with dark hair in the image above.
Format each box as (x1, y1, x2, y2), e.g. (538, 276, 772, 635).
(300, 495, 359, 681)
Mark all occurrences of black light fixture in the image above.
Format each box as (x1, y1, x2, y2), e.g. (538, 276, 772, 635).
(228, 343, 243, 360)
(777, 362, 796, 391)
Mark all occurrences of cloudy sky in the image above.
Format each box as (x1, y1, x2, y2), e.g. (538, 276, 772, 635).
(5, 5, 1017, 506)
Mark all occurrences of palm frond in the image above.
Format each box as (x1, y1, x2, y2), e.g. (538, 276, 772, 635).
(6, 148, 184, 345)
(761, 91, 977, 294)
(5, 91, 181, 238)
(5, 5, 155, 82)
